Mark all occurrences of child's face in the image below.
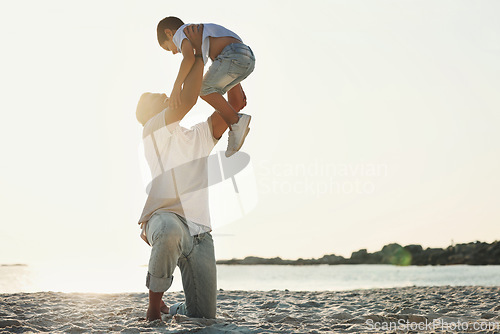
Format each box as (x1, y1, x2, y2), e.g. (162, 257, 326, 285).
(161, 29, 179, 55)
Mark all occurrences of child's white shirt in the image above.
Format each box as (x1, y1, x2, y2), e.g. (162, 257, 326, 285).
(172, 23, 242, 65)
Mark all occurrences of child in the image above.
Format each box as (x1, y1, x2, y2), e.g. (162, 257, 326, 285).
(157, 16, 255, 157)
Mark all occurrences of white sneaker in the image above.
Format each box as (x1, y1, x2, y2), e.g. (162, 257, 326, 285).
(226, 114, 251, 157)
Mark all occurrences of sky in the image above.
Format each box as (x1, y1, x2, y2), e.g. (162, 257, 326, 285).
(0, 0, 499, 267)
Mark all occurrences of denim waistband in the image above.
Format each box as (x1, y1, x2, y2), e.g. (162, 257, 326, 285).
(220, 43, 255, 59)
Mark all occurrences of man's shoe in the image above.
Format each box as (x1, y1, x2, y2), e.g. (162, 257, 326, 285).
(226, 114, 251, 157)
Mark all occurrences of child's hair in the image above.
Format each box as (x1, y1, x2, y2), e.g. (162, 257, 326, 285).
(157, 16, 184, 45)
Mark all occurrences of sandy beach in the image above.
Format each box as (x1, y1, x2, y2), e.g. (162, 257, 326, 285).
(1, 286, 499, 333)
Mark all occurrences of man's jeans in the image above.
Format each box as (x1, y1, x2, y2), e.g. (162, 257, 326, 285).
(145, 212, 217, 318)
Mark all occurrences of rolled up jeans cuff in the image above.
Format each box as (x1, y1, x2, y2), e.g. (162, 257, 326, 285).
(146, 271, 173, 292)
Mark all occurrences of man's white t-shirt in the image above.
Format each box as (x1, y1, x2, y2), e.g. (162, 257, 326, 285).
(172, 23, 242, 65)
(138, 108, 218, 244)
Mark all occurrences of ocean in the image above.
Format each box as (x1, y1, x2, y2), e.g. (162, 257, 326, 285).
(1, 264, 499, 294)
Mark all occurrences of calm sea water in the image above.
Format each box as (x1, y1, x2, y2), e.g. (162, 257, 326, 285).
(1, 264, 499, 294)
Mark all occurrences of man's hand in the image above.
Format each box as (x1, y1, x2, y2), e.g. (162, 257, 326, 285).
(183, 24, 204, 54)
(170, 84, 182, 109)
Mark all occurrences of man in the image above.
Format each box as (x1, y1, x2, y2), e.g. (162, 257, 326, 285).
(135, 25, 235, 321)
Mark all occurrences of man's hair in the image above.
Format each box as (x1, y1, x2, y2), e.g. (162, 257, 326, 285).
(157, 16, 184, 45)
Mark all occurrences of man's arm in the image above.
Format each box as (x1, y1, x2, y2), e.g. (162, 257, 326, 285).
(164, 25, 204, 125)
(169, 39, 196, 109)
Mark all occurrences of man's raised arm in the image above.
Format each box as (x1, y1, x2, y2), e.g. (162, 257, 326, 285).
(164, 24, 205, 124)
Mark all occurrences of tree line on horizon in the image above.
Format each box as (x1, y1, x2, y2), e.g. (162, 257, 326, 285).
(217, 240, 500, 266)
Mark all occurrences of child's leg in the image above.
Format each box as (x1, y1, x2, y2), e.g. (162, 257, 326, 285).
(201, 88, 251, 157)
(201, 83, 246, 127)
(227, 83, 247, 112)
(201, 93, 239, 127)
(199, 45, 254, 156)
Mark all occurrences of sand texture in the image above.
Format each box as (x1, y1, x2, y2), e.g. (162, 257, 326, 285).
(1, 286, 499, 333)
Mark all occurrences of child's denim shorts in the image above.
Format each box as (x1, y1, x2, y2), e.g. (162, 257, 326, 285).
(200, 43, 255, 96)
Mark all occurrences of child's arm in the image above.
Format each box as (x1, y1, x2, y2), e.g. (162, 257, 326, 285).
(169, 39, 196, 109)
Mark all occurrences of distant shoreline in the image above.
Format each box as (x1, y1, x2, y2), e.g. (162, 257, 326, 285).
(0, 264, 27, 267)
(217, 240, 500, 266)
